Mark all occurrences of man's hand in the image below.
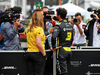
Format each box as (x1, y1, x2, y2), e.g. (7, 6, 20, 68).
(97, 24, 100, 30)
(75, 21, 80, 27)
(50, 46, 62, 53)
(93, 14, 99, 20)
(54, 46, 62, 50)
(14, 19, 22, 27)
(75, 21, 83, 35)
(14, 19, 22, 31)
(49, 27, 55, 33)
(50, 47, 56, 53)
(45, 36, 48, 40)
(20, 31, 26, 36)
(43, 52, 46, 56)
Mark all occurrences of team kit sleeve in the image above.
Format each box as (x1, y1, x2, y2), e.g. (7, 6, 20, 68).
(36, 28, 44, 38)
(3, 22, 16, 40)
(52, 25, 60, 48)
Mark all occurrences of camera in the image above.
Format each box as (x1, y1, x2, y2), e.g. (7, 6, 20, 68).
(44, 11, 54, 22)
(0, 6, 22, 23)
(43, 11, 54, 30)
(73, 18, 80, 23)
(12, 6, 22, 14)
(90, 14, 96, 18)
(87, 7, 100, 18)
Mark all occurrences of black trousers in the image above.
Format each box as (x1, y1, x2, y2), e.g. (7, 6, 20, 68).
(26, 52, 46, 75)
(57, 47, 72, 75)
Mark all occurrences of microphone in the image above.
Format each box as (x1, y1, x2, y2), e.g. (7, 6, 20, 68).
(52, 21, 56, 27)
(87, 8, 93, 12)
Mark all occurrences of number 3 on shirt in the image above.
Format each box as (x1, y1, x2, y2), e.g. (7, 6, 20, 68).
(66, 32, 72, 41)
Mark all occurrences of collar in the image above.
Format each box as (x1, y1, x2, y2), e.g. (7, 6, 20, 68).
(59, 19, 67, 23)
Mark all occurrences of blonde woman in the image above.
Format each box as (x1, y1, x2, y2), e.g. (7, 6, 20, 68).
(26, 9, 46, 75)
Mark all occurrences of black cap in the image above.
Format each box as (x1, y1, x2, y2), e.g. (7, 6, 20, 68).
(12, 6, 22, 14)
(87, 8, 93, 12)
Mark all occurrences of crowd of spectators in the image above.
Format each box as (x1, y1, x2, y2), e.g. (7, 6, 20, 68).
(1, 7, 100, 50)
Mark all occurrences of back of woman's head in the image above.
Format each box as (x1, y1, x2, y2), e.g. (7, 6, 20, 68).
(30, 11, 43, 31)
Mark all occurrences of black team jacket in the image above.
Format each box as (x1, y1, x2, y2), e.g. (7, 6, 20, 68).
(84, 19, 100, 46)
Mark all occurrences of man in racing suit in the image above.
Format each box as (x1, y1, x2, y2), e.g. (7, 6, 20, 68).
(52, 8, 73, 75)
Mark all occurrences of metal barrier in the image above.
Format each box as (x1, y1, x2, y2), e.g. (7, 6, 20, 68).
(80, 46, 100, 50)
(0, 46, 100, 75)
(0, 50, 54, 75)
(69, 47, 100, 75)
(0, 50, 27, 75)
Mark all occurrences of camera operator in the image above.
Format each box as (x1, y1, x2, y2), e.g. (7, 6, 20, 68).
(83, 10, 100, 46)
(42, 7, 55, 75)
(2, 7, 24, 50)
(42, 6, 53, 50)
(72, 12, 86, 46)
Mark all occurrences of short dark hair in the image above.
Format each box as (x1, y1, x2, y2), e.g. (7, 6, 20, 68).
(42, 6, 49, 10)
(75, 12, 81, 17)
(56, 8, 67, 19)
(33, 8, 42, 13)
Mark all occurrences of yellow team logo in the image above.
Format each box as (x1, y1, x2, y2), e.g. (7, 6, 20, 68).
(66, 32, 72, 41)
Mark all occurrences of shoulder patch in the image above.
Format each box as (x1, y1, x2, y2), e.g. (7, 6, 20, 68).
(38, 32, 40, 34)
(64, 20, 67, 22)
(57, 22, 62, 25)
(27, 29, 29, 33)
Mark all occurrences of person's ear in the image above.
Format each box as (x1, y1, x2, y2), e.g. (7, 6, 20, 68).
(58, 15, 61, 18)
